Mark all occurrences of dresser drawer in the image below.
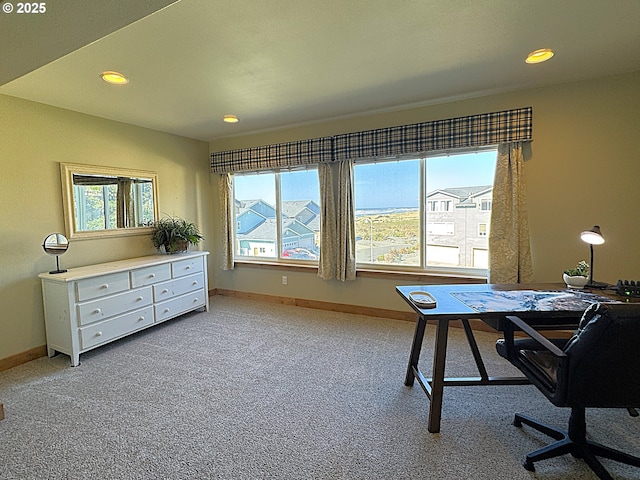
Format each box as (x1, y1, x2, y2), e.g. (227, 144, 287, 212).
(76, 272, 130, 302)
(80, 306, 154, 350)
(77, 286, 153, 325)
(153, 273, 205, 302)
(131, 264, 171, 288)
(171, 257, 203, 278)
(155, 290, 206, 322)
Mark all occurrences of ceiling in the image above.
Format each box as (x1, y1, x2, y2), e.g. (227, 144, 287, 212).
(1, 0, 639, 143)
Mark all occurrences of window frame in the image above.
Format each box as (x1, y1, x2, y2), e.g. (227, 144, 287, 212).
(232, 147, 496, 279)
(233, 167, 320, 266)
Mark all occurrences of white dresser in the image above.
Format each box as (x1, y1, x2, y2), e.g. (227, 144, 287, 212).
(39, 251, 209, 366)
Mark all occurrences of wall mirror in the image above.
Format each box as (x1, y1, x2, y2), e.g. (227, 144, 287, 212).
(60, 163, 159, 240)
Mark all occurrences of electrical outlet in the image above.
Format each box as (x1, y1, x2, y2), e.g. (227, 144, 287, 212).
(282, 276, 288, 285)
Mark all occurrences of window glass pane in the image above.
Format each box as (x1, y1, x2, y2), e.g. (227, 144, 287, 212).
(425, 151, 496, 269)
(234, 173, 277, 258)
(73, 184, 117, 230)
(135, 181, 155, 227)
(354, 160, 420, 265)
(280, 169, 320, 261)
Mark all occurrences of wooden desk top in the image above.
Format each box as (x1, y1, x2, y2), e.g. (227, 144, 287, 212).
(396, 283, 628, 330)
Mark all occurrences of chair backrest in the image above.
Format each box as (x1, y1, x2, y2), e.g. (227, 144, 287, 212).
(562, 302, 640, 407)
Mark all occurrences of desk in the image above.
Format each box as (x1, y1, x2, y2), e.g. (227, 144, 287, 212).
(396, 283, 621, 433)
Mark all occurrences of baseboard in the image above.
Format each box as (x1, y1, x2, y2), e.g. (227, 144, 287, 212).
(212, 289, 496, 333)
(0, 345, 47, 373)
(215, 288, 417, 321)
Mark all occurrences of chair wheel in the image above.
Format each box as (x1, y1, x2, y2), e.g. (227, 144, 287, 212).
(523, 460, 535, 472)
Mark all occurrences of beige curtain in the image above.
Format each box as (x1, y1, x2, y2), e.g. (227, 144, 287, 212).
(116, 178, 132, 228)
(218, 173, 234, 270)
(317, 161, 356, 281)
(488, 142, 533, 283)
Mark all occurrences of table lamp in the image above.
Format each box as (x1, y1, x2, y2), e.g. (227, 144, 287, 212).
(580, 225, 607, 288)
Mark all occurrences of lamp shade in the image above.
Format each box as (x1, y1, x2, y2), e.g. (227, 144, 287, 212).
(580, 225, 605, 245)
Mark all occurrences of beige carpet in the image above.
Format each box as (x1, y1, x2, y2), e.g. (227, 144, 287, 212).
(1, 295, 639, 479)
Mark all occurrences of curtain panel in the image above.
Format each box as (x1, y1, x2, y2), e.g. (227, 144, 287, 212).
(488, 142, 534, 283)
(210, 107, 532, 173)
(218, 173, 234, 270)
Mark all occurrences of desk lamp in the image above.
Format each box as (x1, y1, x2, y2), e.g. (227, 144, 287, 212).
(580, 225, 607, 288)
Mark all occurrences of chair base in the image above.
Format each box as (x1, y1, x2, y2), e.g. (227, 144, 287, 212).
(513, 411, 640, 480)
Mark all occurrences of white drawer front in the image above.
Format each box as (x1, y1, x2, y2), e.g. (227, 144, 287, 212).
(153, 273, 205, 302)
(80, 306, 154, 350)
(76, 272, 129, 302)
(131, 264, 171, 288)
(77, 287, 153, 325)
(171, 257, 203, 278)
(155, 290, 206, 322)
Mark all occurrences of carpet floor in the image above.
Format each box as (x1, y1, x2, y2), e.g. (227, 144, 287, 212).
(1, 295, 639, 479)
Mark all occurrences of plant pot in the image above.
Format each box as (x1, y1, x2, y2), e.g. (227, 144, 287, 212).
(563, 273, 588, 289)
(163, 240, 189, 254)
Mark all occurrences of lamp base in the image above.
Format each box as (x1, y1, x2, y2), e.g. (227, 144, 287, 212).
(585, 280, 609, 289)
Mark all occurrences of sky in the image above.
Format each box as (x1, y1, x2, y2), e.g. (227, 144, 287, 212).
(234, 150, 497, 209)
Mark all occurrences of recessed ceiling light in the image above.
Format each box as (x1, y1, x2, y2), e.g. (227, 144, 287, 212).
(100, 71, 129, 85)
(525, 48, 555, 64)
(223, 115, 239, 123)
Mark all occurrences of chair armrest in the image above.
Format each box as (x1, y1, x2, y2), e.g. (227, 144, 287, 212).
(504, 315, 567, 358)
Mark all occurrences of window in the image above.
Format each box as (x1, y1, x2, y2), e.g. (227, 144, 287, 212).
(234, 169, 320, 262)
(353, 149, 497, 274)
(354, 160, 421, 265)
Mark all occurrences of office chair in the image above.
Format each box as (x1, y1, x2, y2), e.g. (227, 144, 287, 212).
(496, 302, 640, 480)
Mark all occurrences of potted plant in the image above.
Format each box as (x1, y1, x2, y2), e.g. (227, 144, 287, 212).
(150, 216, 203, 254)
(563, 260, 589, 288)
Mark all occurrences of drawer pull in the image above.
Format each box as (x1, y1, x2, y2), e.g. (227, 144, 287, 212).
(186, 265, 192, 270)
(96, 331, 103, 337)
(138, 316, 145, 322)
(192, 281, 198, 286)
(101, 284, 109, 289)
(149, 273, 155, 278)
(136, 296, 144, 301)
(193, 298, 199, 302)
(93, 308, 101, 314)
(162, 289, 169, 294)
(163, 308, 170, 313)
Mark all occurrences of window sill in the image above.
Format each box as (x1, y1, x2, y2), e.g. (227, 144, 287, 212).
(233, 261, 487, 284)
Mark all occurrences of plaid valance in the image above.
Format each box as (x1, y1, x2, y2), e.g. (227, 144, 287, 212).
(210, 107, 532, 173)
(210, 136, 333, 174)
(333, 107, 532, 161)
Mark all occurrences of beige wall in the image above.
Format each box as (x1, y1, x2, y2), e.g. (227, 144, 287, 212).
(210, 71, 640, 311)
(0, 94, 211, 362)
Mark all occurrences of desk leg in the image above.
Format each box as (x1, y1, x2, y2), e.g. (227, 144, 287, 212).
(428, 318, 450, 433)
(404, 316, 427, 386)
(461, 319, 489, 380)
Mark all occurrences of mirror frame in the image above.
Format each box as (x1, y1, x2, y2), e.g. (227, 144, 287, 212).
(60, 162, 159, 240)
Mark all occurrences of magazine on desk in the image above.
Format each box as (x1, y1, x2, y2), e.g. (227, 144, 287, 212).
(450, 290, 619, 313)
